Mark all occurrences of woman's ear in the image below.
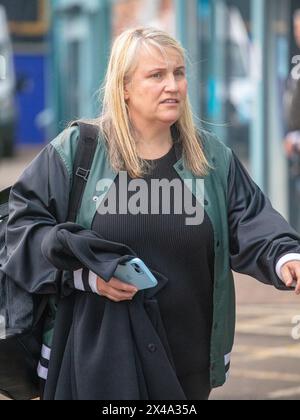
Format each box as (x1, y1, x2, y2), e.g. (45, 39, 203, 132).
(124, 77, 132, 101)
(124, 84, 130, 101)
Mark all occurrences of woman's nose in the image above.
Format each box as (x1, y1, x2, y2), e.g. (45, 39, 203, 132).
(164, 74, 178, 91)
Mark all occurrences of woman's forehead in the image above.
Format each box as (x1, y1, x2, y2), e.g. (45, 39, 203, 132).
(135, 45, 184, 70)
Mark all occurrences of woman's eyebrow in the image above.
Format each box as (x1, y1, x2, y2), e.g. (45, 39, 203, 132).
(146, 66, 186, 73)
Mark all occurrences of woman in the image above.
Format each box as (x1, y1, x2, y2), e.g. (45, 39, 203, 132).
(3, 27, 300, 400)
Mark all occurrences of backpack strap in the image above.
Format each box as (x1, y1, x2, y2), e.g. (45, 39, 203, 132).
(67, 122, 99, 222)
(34, 122, 99, 326)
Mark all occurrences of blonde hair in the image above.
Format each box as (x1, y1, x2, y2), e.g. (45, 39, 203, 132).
(77, 27, 210, 178)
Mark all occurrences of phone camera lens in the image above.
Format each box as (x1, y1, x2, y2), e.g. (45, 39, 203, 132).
(133, 264, 142, 274)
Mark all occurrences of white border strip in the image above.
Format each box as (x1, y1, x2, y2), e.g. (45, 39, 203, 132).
(224, 352, 231, 367)
(89, 271, 99, 295)
(37, 362, 48, 380)
(41, 344, 51, 361)
(74, 269, 85, 291)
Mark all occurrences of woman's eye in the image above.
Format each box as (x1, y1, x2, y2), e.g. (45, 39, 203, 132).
(150, 71, 185, 79)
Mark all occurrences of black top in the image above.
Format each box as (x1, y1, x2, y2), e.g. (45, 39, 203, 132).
(92, 143, 215, 378)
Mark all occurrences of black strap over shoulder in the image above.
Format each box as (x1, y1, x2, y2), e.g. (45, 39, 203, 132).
(67, 122, 99, 223)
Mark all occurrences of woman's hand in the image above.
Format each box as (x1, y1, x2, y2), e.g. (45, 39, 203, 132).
(96, 276, 138, 302)
(281, 261, 300, 295)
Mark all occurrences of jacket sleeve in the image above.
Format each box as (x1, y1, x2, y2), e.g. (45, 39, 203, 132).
(1, 142, 73, 295)
(227, 151, 300, 290)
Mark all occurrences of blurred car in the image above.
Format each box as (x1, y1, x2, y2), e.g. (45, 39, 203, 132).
(0, 5, 16, 157)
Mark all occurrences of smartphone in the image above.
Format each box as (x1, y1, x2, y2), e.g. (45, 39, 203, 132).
(114, 257, 158, 290)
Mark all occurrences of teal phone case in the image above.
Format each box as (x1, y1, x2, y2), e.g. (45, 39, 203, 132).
(114, 257, 158, 290)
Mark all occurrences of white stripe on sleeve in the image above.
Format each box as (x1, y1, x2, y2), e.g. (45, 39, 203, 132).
(89, 271, 100, 295)
(74, 269, 85, 291)
(37, 362, 48, 380)
(41, 344, 51, 361)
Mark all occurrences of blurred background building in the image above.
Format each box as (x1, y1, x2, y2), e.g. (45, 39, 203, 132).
(0, 0, 48, 150)
(1, 0, 300, 400)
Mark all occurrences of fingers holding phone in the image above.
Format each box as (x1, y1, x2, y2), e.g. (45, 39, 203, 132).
(96, 276, 138, 302)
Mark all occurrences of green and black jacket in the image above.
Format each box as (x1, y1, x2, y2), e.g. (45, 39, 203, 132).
(4, 126, 300, 389)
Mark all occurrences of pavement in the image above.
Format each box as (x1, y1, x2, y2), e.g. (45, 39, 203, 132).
(211, 274, 300, 400)
(1, 148, 300, 400)
(0, 146, 43, 190)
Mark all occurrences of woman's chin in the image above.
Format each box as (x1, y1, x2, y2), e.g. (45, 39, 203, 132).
(158, 113, 181, 125)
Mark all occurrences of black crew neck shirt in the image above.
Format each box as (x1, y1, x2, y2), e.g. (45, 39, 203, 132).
(92, 143, 215, 379)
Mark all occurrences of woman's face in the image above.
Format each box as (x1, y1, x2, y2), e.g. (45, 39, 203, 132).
(124, 46, 188, 130)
